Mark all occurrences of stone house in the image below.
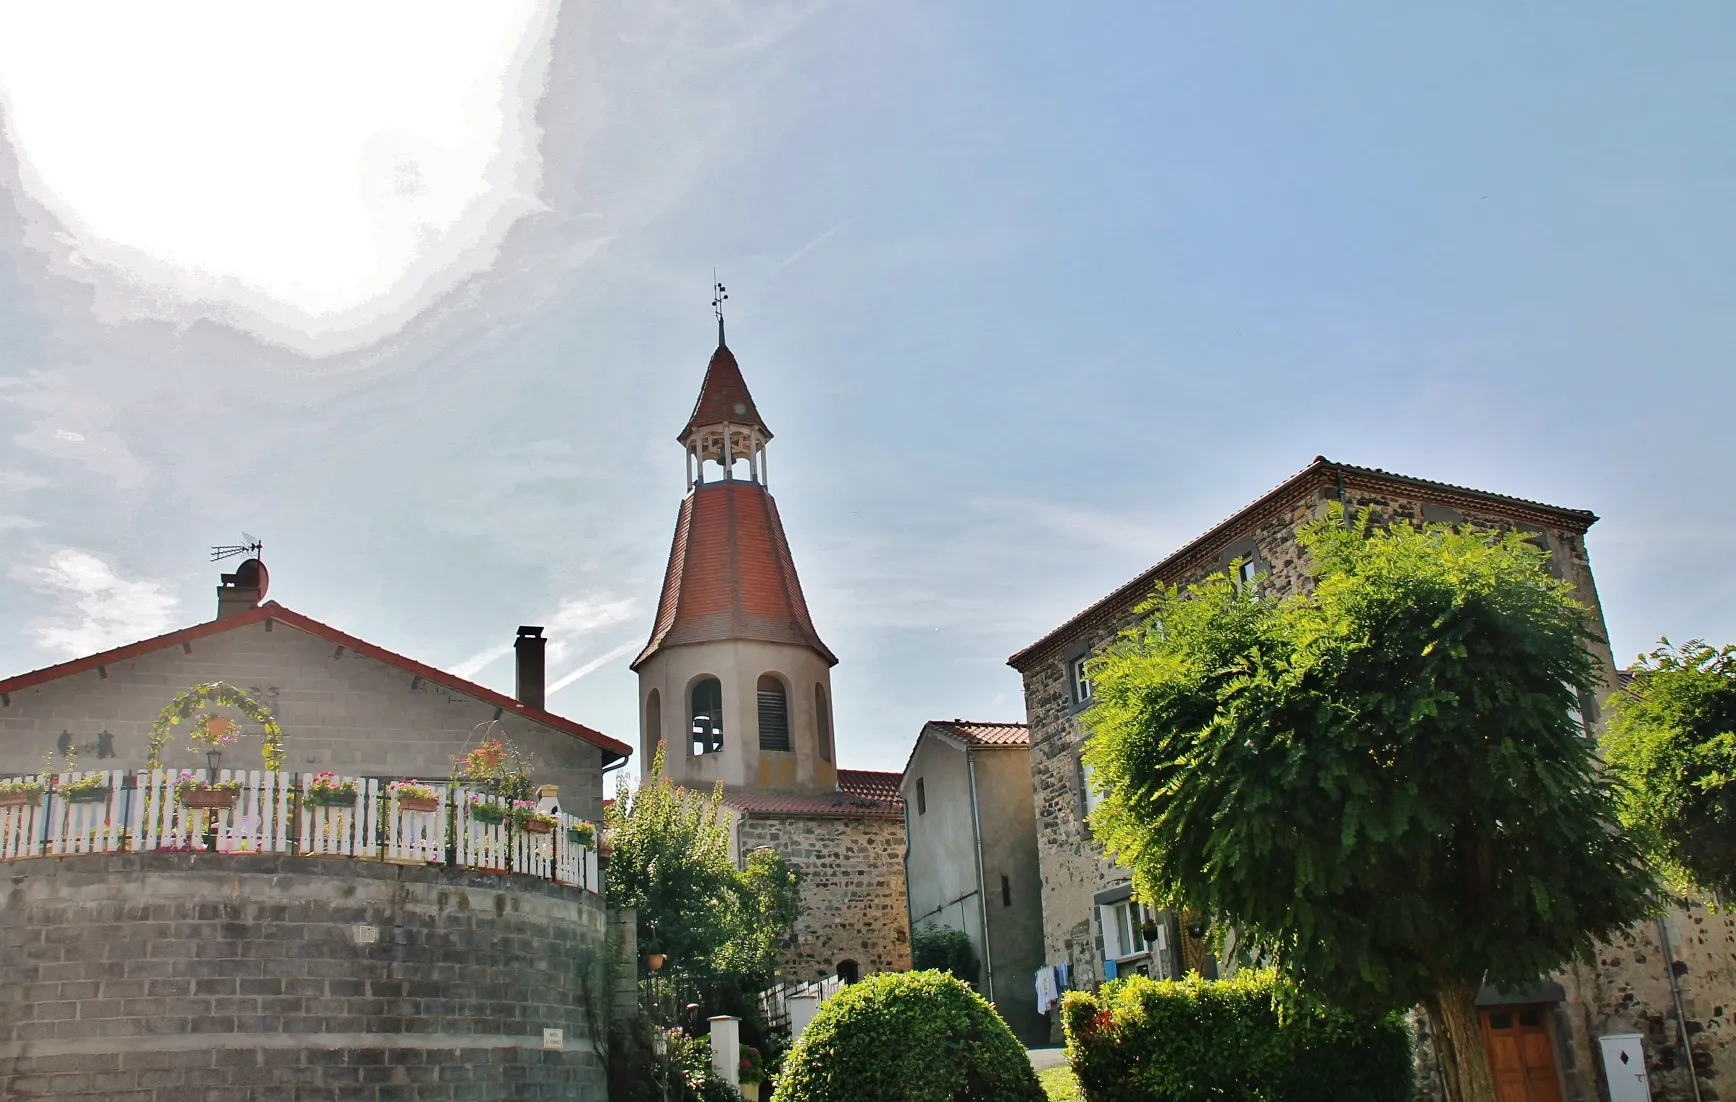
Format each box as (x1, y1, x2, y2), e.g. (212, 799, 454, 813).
(899, 719, 1047, 1044)
(0, 560, 630, 818)
(1006, 456, 1736, 1100)
(630, 321, 910, 984)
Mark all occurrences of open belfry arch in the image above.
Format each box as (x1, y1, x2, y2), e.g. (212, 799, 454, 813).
(630, 302, 910, 982)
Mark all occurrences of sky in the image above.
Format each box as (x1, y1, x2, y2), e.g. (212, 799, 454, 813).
(0, 1, 1732, 775)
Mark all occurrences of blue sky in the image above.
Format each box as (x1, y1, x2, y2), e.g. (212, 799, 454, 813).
(0, 1, 1731, 775)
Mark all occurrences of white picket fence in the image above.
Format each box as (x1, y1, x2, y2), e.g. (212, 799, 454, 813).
(0, 769, 598, 892)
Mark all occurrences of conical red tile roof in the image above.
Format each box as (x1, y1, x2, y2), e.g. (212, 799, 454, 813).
(632, 481, 835, 669)
(680, 343, 771, 442)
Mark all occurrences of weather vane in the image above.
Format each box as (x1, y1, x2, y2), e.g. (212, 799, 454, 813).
(210, 532, 263, 563)
(711, 272, 728, 322)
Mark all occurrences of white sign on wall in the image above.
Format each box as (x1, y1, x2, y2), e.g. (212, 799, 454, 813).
(542, 1028, 563, 1051)
(1598, 1034, 1653, 1102)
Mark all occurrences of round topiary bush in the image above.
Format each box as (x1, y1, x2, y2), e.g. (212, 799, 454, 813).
(770, 970, 1044, 1102)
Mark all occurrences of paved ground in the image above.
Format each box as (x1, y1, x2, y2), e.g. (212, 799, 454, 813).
(1028, 1046, 1069, 1071)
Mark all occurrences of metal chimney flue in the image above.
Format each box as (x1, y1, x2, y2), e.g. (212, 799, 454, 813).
(514, 626, 546, 711)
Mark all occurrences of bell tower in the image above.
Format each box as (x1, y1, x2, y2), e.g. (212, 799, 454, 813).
(632, 307, 840, 795)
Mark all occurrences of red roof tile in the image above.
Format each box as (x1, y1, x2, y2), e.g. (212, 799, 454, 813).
(0, 602, 631, 764)
(924, 720, 1029, 748)
(723, 776, 903, 819)
(1008, 456, 1602, 671)
(633, 481, 836, 668)
(681, 343, 770, 441)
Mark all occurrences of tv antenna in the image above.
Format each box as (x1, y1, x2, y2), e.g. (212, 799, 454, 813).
(211, 533, 263, 563)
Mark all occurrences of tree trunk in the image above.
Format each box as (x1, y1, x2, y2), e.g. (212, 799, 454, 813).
(1423, 981, 1498, 1102)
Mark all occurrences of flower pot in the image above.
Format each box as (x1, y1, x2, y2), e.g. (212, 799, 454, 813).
(181, 788, 239, 810)
(523, 819, 553, 835)
(742, 1083, 760, 1102)
(397, 796, 440, 813)
(66, 787, 112, 804)
(645, 953, 667, 971)
(0, 791, 38, 808)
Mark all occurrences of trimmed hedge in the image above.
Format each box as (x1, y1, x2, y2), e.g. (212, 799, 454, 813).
(771, 970, 1045, 1102)
(1062, 971, 1413, 1102)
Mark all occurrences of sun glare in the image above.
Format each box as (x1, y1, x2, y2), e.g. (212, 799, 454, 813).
(0, 1, 554, 338)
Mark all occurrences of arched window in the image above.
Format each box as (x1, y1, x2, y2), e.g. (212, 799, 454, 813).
(645, 689, 662, 760)
(757, 675, 790, 751)
(691, 677, 723, 755)
(837, 959, 860, 985)
(815, 683, 833, 764)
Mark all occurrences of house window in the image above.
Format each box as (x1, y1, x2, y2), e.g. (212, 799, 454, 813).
(816, 683, 833, 763)
(1071, 655, 1093, 704)
(1235, 557, 1259, 597)
(757, 675, 791, 751)
(690, 677, 724, 755)
(1099, 898, 1164, 977)
(916, 778, 927, 815)
(1081, 759, 1108, 818)
(1001, 874, 1011, 907)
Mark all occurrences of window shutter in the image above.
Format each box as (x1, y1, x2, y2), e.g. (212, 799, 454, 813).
(757, 676, 790, 751)
(1098, 905, 1121, 961)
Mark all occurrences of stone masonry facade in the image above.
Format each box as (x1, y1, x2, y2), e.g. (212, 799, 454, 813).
(1013, 462, 1619, 999)
(0, 852, 609, 1101)
(0, 615, 607, 823)
(736, 813, 912, 983)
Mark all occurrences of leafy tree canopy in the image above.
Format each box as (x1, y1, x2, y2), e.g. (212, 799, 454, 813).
(1603, 639, 1736, 904)
(1081, 506, 1655, 1102)
(910, 923, 981, 986)
(605, 742, 803, 981)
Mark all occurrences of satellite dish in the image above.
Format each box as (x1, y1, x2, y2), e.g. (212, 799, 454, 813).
(233, 558, 269, 600)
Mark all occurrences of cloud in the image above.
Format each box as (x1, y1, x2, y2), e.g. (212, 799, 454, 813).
(547, 637, 640, 698)
(23, 549, 180, 657)
(448, 593, 638, 678)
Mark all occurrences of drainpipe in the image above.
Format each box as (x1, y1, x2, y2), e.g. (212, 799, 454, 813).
(966, 748, 996, 1005)
(1656, 914, 1705, 1102)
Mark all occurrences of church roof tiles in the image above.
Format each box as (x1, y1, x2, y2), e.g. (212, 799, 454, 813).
(681, 344, 770, 441)
(721, 769, 904, 819)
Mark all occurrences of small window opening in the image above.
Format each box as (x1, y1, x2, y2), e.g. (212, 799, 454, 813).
(916, 778, 927, 815)
(1001, 874, 1011, 907)
(690, 677, 724, 755)
(757, 675, 790, 751)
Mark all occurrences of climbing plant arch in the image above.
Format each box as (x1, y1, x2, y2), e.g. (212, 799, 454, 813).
(146, 682, 286, 773)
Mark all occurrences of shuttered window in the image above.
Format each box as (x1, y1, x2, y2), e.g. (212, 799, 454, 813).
(757, 675, 790, 751)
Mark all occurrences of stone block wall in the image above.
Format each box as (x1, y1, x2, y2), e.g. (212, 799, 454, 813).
(0, 852, 609, 1100)
(737, 813, 912, 983)
(0, 617, 607, 824)
(1017, 476, 1617, 1002)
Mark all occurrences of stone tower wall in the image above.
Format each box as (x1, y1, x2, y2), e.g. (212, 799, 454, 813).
(0, 853, 608, 1101)
(737, 813, 911, 983)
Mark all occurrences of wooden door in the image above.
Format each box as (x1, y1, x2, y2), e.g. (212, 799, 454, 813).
(1480, 1007, 1563, 1102)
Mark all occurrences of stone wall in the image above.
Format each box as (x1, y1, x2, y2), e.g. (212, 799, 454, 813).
(737, 813, 912, 983)
(1016, 476, 1617, 1004)
(0, 852, 608, 1100)
(0, 616, 607, 824)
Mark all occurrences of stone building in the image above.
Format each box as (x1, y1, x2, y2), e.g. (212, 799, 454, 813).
(0, 561, 630, 818)
(1007, 457, 1736, 1099)
(631, 321, 910, 983)
(899, 719, 1047, 1044)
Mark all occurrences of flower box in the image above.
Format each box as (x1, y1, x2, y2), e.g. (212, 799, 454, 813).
(523, 818, 553, 835)
(0, 789, 42, 808)
(65, 786, 112, 804)
(566, 824, 595, 847)
(307, 791, 358, 808)
(468, 802, 508, 825)
(397, 795, 440, 813)
(181, 788, 239, 810)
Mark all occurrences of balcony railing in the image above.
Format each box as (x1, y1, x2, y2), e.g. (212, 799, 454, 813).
(0, 769, 600, 893)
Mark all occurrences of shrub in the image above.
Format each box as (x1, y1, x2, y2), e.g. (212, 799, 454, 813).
(911, 922, 981, 985)
(1062, 971, 1412, 1102)
(771, 970, 1044, 1102)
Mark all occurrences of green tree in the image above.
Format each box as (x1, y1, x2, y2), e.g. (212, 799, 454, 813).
(1081, 507, 1655, 1102)
(910, 923, 981, 986)
(605, 741, 803, 980)
(1603, 639, 1736, 905)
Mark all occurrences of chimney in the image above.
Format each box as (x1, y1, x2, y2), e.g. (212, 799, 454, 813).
(216, 558, 267, 620)
(515, 626, 547, 710)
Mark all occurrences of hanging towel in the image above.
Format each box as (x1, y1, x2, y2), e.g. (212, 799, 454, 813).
(1056, 962, 1071, 993)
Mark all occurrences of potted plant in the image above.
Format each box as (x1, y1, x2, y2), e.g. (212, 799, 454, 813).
(176, 772, 243, 810)
(58, 773, 112, 804)
(466, 794, 508, 825)
(306, 772, 358, 807)
(739, 1044, 766, 1101)
(0, 778, 45, 808)
(566, 820, 596, 848)
(389, 780, 441, 813)
(510, 800, 557, 835)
